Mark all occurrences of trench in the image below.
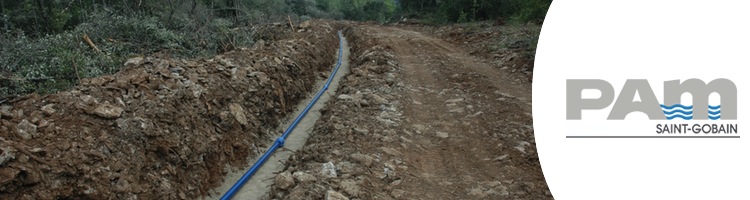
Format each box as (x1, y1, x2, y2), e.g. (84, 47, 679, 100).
(209, 33, 351, 199)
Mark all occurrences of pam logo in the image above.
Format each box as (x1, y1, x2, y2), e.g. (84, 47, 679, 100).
(567, 79, 737, 120)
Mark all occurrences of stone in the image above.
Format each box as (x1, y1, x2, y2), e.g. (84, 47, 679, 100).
(390, 179, 402, 186)
(340, 180, 360, 197)
(325, 190, 349, 200)
(448, 108, 465, 113)
(93, 102, 124, 119)
(411, 124, 426, 132)
(274, 171, 295, 190)
(16, 120, 36, 139)
(336, 161, 357, 175)
(445, 98, 465, 103)
(250, 72, 270, 85)
(384, 73, 396, 83)
(493, 155, 509, 161)
(380, 147, 402, 156)
(436, 132, 449, 139)
(321, 162, 337, 178)
(350, 153, 374, 167)
(41, 104, 56, 115)
(229, 103, 248, 125)
(0, 145, 16, 166)
(292, 171, 317, 183)
(391, 189, 405, 198)
(439, 181, 453, 186)
(113, 178, 131, 193)
(400, 136, 413, 144)
(515, 141, 530, 153)
(353, 128, 369, 134)
(0, 106, 12, 119)
(337, 94, 354, 100)
(368, 94, 387, 105)
(124, 57, 144, 68)
(468, 187, 487, 198)
(287, 185, 306, 199)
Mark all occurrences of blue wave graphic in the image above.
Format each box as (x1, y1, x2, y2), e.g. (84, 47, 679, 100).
(661, 107, 692, 113)
(661, 104, 721, 120)
(666, 114, 693, 120)
(660, 104, 693, 109)
(662, 110, 693, 115)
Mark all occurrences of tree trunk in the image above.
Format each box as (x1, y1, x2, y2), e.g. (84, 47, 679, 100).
(0, 0, 5, 33)
(167, 0, 175, 26)
(34, 0, 51, 34)
(190, 0, 197, 16)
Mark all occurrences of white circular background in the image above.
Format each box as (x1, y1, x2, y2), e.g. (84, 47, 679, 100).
(534, 1, 750, 199)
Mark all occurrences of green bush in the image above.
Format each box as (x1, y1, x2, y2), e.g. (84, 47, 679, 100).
(509, 0, 551, 23)
(0, 10, 256, 97)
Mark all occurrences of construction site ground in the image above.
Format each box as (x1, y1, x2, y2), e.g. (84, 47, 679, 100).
(0, 20, 550, 200)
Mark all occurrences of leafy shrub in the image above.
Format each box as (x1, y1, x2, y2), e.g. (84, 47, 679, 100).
(1, 10, 256, 97)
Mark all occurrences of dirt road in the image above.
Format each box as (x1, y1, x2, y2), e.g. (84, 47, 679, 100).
(268, 24, 550, 199)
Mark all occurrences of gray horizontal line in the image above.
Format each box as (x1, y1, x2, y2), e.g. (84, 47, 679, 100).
(567, 136, 740, 138)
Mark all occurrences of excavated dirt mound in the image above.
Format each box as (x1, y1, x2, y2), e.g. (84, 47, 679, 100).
(267, 25, 406, 200)
(0, 20, 344, 199)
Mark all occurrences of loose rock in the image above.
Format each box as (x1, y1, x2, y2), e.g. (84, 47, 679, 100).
(16, 120, 37, 139)
(445, 98, 465, 103)
(124, 57, 144, 68)
(41, 104, 56, 115)
(380, 147, 402, 156)
(275, 172, 295, 190)
(350, 153, 374, 167)
(293, 171, 317, 183)
(391, 189, 405, 198)
(92, 102, 124, 119)
(321, 162, 337, 178)
(325, 190, 349, 200)
(229, 103, 248, 125)
(368, 94, 387, 105)
(339, 180, 360, 197)
(337, 94, 354, 100)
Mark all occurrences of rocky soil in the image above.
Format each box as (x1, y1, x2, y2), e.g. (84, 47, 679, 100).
(0, 20, 548, 200)
(266, 24, 549, 200)
(0, 20, 342, 199)
(401, 22, 540, 83)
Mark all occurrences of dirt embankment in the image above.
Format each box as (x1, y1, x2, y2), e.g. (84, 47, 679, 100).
(0, 20, 343, 199)
(266, 26, 406, 199)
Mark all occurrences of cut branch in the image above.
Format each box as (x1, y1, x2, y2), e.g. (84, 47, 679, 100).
(287, 15, 295, 32)
(83, 34, 101, 53)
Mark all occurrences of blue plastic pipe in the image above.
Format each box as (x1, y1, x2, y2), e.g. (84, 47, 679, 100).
(221, 31, 345, 200)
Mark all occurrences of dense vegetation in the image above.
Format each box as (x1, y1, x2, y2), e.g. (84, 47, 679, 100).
(0, 0, 550, 98)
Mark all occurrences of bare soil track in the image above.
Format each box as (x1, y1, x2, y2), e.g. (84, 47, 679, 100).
(268, 24, 550, 199)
